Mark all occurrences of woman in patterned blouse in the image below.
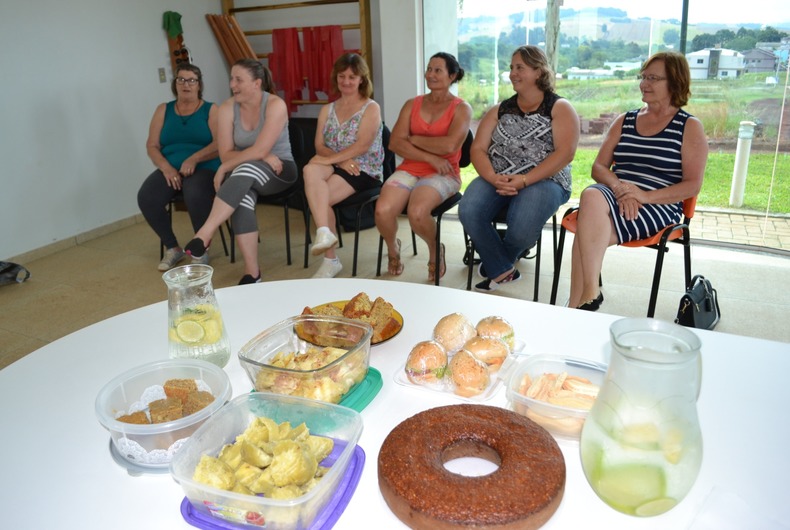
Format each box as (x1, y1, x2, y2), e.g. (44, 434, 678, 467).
(459, 46, 579, 292)
(303, 53, 384, 278)
(568, 52, 707, 311)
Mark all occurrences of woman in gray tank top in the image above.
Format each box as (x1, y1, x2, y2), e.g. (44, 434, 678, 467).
(185, 59, 297, 285)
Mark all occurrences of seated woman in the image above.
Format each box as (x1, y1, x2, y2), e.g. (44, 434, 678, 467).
(184, 59, 297, 285)
(137, 64, 220, 271)
(303, 53, 384, 278)
(568, 51, 708, 310)
(375, 52, 471, 282)
(459, 46, 579, 292)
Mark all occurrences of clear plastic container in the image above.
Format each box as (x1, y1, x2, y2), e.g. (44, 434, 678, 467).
(238, 315, 372, 404)
(94, 359, 232, 468)
(506, 354, 607, 441)
(170, 392, 363, 529)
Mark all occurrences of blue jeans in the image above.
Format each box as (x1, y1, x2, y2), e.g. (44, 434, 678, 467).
(459, 177, 570, 279)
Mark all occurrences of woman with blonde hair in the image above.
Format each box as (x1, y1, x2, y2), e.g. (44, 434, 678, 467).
(303, 53, 384, 278)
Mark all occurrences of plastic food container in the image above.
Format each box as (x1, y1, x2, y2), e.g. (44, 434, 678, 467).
(506, 354, 607, 441)
(170, 392, 363, 529)
(238, 315, 372, 404)
(94, 359, 232, 468)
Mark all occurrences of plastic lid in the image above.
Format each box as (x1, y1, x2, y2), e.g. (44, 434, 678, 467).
(339, 367, 382, 412)
(180, 445, 366, 529)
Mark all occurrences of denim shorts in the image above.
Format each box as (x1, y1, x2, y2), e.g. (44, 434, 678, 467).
(383, 170, 461, 201)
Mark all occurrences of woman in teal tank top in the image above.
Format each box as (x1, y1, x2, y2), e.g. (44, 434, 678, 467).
(137, 64, 221, 272)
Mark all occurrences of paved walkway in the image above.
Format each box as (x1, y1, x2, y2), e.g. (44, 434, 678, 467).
(557, 200, 790, 253)
(694, 208, 790, 251)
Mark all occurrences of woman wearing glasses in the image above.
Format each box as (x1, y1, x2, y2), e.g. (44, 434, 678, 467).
(184, 58, 297, 285)
(138, 64, 221, 271)
(567, 51, 708, 311)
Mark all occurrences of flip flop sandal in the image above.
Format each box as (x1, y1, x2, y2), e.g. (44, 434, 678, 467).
(387, 238, 404, 275)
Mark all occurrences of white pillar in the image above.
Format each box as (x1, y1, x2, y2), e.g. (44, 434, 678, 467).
(729, 121, 756, 207)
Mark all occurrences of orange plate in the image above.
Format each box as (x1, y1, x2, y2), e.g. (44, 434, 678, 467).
(310, 300, 404, 345)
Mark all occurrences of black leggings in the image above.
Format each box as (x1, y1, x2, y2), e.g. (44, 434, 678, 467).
(137, 168, 215, 249)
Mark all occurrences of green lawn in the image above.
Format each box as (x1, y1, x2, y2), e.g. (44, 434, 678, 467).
(460, 150, 790, 214)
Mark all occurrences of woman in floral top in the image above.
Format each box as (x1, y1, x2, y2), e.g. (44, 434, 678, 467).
(303, 53, 384, 278)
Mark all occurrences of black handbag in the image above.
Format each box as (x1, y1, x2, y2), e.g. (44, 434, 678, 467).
(0, 261, 30, 286)
(675, 275, 720, 330)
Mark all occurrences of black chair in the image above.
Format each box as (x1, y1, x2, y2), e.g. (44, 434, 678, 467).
(464, 209, 558, 302)
(228, 118, 313, 265)
(375, 129, 474, 285)
(303, 124, 396, 276)
(161, 192, 229, 260)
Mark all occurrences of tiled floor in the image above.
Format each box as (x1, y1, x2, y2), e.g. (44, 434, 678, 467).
(2, 203, 789, 370)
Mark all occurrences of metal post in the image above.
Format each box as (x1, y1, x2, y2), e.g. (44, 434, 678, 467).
(729, 121, 756, 207)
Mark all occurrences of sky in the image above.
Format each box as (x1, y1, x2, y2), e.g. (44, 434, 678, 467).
(459, 0, 788, 26)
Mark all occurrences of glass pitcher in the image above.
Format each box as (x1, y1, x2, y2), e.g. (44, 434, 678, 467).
(162, 264, 231, 368)
(580, 318, 702, 517)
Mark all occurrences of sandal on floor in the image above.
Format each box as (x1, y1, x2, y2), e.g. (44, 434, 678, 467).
(387, 239, 404, 276)
(428, 243, 446, 282)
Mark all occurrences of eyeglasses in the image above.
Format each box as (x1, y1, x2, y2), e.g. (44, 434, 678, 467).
(175, 77, 199, 85)
(638, 74, 667, 83)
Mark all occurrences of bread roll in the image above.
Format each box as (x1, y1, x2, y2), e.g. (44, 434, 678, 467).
(476, 316, 515, 352)
(405, 340, 448, 385)
(462, 336, 509, 372)
(433, 313, 477, 353)
(449, 349, 490, 397)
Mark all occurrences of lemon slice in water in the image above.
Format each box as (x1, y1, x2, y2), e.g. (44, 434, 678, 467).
(176, 320, 205, 343)
(635, 497, 677, 517)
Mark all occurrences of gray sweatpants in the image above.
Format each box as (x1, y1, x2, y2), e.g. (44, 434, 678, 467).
(217, 159, 298, 234)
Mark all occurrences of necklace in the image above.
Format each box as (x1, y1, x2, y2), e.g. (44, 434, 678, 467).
(176, 100, 201, 126)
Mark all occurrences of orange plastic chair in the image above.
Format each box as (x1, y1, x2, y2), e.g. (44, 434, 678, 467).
(550, 196, 696, 317)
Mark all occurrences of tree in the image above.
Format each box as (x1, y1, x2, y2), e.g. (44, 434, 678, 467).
(663, 28, 680, 49)
(691, 34, 718, 52)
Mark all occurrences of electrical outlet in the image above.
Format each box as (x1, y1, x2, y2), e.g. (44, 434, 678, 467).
(158, 68, 166, 83)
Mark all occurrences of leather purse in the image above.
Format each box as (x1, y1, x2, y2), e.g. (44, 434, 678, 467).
(675, 275, 720, 330)
(0, 261, 30, 286)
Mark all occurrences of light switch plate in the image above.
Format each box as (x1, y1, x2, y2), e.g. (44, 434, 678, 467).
(158, 68, 166, 83)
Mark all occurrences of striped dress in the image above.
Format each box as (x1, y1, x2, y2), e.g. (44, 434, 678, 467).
(592, 108, 690, 243)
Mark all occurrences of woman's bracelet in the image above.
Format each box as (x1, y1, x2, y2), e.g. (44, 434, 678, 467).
(521, 175, 527, 188)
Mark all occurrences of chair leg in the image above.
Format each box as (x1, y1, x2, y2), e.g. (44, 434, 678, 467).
(217, 225, 229, 257)
(683, 228, 692, 289)
(550, 225, 567, 305)
(434, 215, 443, 286)
(647, 246, 669, 318)
(303, 208, 312, 269)
(533, 233, 542, 302)
(351, 208, 364, 277)
(228, 222, 236, 264)
(412, 231, 418, 256)
(282, 203, 292, 266)
(376, 236, 385, 276)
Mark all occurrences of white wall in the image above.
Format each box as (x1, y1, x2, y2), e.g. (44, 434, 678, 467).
(0, 0, 226, 259)
(1, 0, 430, 259)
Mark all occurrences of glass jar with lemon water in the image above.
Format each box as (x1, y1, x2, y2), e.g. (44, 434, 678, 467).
(580, 318, 702, 517)
(162, 265, 231, 368)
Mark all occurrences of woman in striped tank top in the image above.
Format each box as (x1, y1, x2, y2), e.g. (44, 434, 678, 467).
(568, 52, 708, 311)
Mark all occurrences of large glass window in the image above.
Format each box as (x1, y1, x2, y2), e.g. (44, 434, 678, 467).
(450, 0, 789, 251)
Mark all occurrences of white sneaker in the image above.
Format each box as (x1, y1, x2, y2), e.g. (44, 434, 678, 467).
(158, 248, 186, 271)
(311, 230, 338, 256)
(191, 253, 210, 265)
(312, 258, 343, 278)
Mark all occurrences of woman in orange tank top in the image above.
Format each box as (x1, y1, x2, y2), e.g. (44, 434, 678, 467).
(375, 52, 471, 281)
